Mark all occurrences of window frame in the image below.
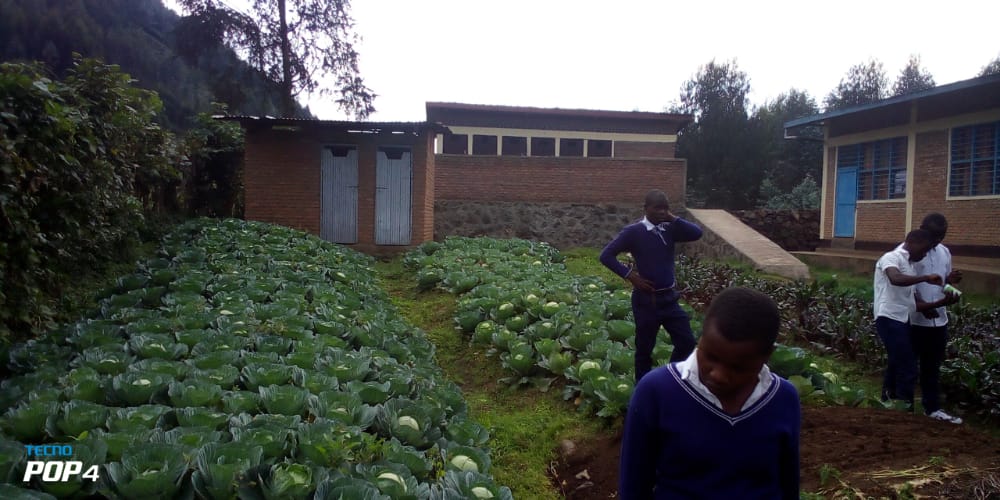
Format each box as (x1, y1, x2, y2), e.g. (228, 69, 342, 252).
(949, 121, 1000, 198)
(837, 137, 908, 201)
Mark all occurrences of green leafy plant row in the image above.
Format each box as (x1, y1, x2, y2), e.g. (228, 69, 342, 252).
(676, 255, 1000, 422)
(403, 237, 887, 420)
(0, 219, 512, 499)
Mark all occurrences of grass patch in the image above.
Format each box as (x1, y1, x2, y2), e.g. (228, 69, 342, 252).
(375, 258, 610, 499)
(561, 247, 620, 286)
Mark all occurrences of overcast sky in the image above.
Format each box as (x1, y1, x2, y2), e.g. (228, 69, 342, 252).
(167, 0, 1000, 121)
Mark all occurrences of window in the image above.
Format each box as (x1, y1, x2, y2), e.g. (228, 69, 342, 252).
(560, 138, 584, 157)
(472, 134, 497, 155)
(531, 137, 555, 156)
(442, 132, 467, 154)
(839, 137, 907, 200)
(501, 136, 527, 156)
(950, 122, 999, 197)
(588, 140, 612, 157)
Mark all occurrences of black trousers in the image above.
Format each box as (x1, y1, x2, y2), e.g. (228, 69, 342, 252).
(910, 324, 948, 415)
(631, 289, 696, 383)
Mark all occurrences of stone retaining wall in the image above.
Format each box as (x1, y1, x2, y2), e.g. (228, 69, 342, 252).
(434, 200, 647, 250)
(731, 209, 820, 251)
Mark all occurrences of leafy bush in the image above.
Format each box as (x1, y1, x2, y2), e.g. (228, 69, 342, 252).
(0, 57, 182, 341)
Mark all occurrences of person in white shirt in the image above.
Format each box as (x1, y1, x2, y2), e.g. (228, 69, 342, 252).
(910, 213, 963, 424)
(874, 229, 942, 411)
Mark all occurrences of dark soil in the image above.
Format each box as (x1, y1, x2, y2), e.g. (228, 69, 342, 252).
(550, 406, 1000, 499)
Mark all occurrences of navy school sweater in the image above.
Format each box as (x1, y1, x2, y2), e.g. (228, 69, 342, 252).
(619, 364, 801, 500)
(599, 218, 703, 290)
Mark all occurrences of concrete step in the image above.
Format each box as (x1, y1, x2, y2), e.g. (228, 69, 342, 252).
(682, 208, 810, 280)
(793, 249, 1000, 297)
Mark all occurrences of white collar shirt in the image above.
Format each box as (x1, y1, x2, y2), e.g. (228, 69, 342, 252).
(675, 349, 774, 412)
(910, 244, 952, 327)
(874, 246, 917, 322)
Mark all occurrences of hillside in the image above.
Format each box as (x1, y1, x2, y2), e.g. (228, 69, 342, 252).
(0, 0, 304, 130)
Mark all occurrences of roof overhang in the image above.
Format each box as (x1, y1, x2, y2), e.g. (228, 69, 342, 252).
(214, 115, 450, 135)
(425, 102, 693, 135)
(784, 73, 1000, 138)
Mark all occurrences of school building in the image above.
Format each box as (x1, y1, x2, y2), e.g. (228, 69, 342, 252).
(784, 73, 1000, 258)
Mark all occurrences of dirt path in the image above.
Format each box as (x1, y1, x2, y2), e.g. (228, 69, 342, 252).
(551, 406, 1000, 498)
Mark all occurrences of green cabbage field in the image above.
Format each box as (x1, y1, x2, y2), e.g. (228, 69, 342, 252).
(0, 219, 512, 499)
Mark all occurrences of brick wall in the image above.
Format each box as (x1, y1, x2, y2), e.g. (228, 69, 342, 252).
(855, 202, 907, 242)
(244, 128, 322, 234)
(435, 155, 688, 206)
(911, 129, 1000, 248)
(243, 126, 435, 251)
(822, 127, 1000, 250)
(614, 141, 675, 158)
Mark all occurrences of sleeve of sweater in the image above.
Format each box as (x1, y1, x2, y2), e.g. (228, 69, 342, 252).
(599, 227, 632, 278)
(618, 377, 659, 500)
(669, 217, 703, 242)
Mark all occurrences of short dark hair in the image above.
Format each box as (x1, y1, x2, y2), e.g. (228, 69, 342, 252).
(704, 287, 780, 354)
(919, 213, 947, 239)
(905, 228, 934, 245)
(644, 190, 669, 207)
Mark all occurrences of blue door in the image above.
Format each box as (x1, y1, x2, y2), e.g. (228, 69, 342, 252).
(834, 167, 857, 237)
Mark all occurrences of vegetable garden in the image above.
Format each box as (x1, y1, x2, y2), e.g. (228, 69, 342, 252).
(1, 220, 998, 499)
(1, 220, 513, 499)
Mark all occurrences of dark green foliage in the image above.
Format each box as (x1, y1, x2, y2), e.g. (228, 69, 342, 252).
(0, 57, 179, 341)
(752, 88, 823, 201)
(980, 55, 1000, 77)
(676, 255, 1000, 421)
(174, 0, 375, 119)
(0, 0, 292, 129)
(824, 59, 889, 111)
(676, 59, 769, 210)
(183, 108, 245, 217)
(892, 55, 936, 97)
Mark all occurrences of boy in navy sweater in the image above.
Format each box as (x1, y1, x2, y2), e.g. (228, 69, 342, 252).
(600, 190, 703, 381)
(619, 287, 800, 499)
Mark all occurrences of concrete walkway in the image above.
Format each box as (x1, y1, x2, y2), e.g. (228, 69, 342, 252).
(794, 248, 1000, 296)
(683, 208, 811, 280)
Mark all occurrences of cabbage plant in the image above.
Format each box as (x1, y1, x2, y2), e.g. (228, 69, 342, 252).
(103, 443, 188, 499)
(191, 442, 264, 500)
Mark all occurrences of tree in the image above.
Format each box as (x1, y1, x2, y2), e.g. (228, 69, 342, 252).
(824, 59, 888, 111)
(1, 56, 181, 338)
(892, 54, 935, 96)
(675, 59, 767, 209)
(980, 54, 1000, 77)
(753, 89, 823, 193)
(175, 0, 375, 118)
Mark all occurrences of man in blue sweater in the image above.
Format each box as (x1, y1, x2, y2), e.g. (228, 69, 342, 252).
(619, 287, 801, 499)
(600, 190, 703, 382)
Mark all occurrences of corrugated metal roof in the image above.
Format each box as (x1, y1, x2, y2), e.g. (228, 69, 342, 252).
(425, 102, 693, 123)
(425, 102, 692, 135)
(214, 115, 450, 134)
(784, 73, 1000, 130)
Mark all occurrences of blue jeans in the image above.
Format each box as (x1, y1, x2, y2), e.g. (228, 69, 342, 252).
(632, 289, 696, 382)
(910, 325, 948, 414)
(876, 316, 917, 409)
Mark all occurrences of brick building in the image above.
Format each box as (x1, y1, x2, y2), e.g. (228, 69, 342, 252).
(426, 102, 693, 205)
(785, 73, 1000, 257)
(228, 104, 695, 252)
(224, 116, 444, 253)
